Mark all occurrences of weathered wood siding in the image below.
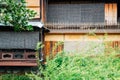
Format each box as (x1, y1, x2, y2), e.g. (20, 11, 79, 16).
(45, 34, 120, 41)
(105, 3, 117, 24)
(45, 34, 120, 55)
(44, 41, 64, 57)
(44, 1, 119, 56)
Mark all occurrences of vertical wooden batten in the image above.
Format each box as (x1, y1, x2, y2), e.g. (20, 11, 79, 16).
(113, 3, 117, 23)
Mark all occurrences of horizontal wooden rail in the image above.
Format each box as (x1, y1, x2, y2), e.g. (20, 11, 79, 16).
(27, 6, 40, 8)
(45, 23, 120, 33)
(0, 59, 37, 66)
(0, 59, 37, 61)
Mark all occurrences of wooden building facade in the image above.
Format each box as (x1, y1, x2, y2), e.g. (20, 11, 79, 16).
(0, 0, 46, 73)
(0, 0, 120, 70)
(40, 0, 120, 56)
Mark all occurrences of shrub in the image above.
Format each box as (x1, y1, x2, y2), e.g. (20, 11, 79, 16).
(27, 50, 120, 80)
(0, 0, 36, 31)
(0, 74, 31, 80)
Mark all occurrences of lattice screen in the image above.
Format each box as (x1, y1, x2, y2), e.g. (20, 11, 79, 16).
(47, 3, 104, 23)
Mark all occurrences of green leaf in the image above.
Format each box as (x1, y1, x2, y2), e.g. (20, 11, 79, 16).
(0, 0, 36, 31)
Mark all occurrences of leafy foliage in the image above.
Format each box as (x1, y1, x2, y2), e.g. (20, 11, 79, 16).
(27, 50, 120, 80)
(0, 74, 31, 80)
(0, 0, 36, 31)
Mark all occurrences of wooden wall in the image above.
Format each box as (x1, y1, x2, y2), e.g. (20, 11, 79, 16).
(44, 33, 120, 56)
(25, 0, 47, 22)
(105, 3, 117, 24)
(23, 0, 119, 57)
(45, 34, 120, 41)
(47, 1, 118, 24)
(44, 41, 64, 58)
(26, 0, 40, 19)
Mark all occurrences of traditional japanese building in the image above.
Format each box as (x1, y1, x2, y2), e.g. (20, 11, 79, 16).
(40, 0, 120, 55)
(0, 0, 49, 73)
(0, 0, 120, 73)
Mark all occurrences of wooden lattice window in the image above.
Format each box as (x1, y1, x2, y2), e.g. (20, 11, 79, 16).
(47, 3, 105, 23)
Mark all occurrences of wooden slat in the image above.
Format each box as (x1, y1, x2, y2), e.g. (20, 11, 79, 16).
(109, 4, 113, 23)
(44, 41, 51, 57)
(112, 41, 120, 48)
(27, 6, 40, 8)
(44, 41, 64, 58)
(52, 41, 56, 56)
(105, 41, 120, 49)
(105, 4, 109, 23)
(0, 60, 37, 66)
(113, 3, 117, 24)
(0, 62, 37, 66)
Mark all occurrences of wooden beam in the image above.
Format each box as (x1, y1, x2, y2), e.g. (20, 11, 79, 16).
(27, 6, 40, 8)
(0, 59, 37, 67)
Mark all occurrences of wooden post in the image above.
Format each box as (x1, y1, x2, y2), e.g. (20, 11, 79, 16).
(41, 0, 46, 23)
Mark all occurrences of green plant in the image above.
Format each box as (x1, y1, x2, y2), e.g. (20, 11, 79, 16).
(1, 74, 31, 80)
(26, 36, 120, 80)
(27, 41, 120, 80)
(0, 0, 36, 31)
